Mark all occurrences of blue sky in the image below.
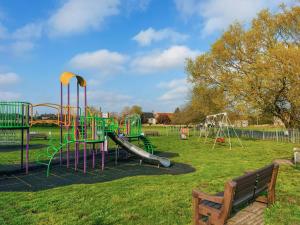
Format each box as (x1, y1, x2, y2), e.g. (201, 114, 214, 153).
(0, 0, 296, 113)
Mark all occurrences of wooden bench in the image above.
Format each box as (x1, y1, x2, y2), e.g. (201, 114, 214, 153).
(192, 163, 279, 225)
(29, 132, 48, 140)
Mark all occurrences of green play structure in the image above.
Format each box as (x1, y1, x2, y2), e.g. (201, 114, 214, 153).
(36, 113, 155, 176)
(0, 101, 157, 176)
(36, 114, 107, 176)
(0, 101, 30, 129)
(123, 114, 155, 154)
(0, 74, 165, 177)
(0, 101, 31, 173)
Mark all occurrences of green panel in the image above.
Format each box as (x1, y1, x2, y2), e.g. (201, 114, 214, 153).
(72, 115, 106, 142)
(124, 114, 142, 138)
(103, 117, 119, 133)
(0, 101, 30, 129)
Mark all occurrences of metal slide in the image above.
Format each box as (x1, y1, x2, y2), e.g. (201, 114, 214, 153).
(108, 132, 171, 168)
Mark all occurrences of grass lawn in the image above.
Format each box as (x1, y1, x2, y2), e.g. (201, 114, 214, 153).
(0, 127, 299, 225)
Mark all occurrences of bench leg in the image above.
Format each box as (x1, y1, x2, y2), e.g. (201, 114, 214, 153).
(193, 196, 200, 225)
(268, 164, 279, 204)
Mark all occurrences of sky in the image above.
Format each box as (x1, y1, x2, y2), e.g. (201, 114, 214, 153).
(0, 0, 296, 113)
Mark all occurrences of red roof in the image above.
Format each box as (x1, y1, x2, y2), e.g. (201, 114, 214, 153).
(155, 112, 174, 117)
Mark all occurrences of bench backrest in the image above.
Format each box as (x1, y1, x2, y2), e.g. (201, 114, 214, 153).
(254, 164, 275, 198)
(231, 163, 275, 207)
(232, 171, 257, 207)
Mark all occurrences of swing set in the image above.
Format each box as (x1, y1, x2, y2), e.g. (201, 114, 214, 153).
(204, 112, 243, 149)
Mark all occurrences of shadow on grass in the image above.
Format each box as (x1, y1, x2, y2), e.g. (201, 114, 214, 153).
(0, 144, 48, 152)
(153, 151, 179, 158)
(0, 151, 195, 192)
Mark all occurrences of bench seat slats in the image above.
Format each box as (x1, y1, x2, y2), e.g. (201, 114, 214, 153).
(200, 192, 224, 210)
(201, 200, 223, 210)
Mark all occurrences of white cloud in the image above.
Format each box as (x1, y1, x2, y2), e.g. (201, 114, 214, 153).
(175, 0, 297, 36)
(131, 45, 199, 73)
(0, 23, 7, 39)
(69, 49, 128, 75)
(123, 0, 151, 13)
(158, 78, 190, 102)
(12, 22, 43, 40)
(10, 41, 35, 56)
(48, 0, 120, 36)
(87, 90, 132, 112)
(0, 22, 41, 56)
(0, 72, 21, 100)
(133, 27, 189, 46)
(0, 72, 20, 86)
(174, 0, 198, 20)
(0, 91, 20, 100)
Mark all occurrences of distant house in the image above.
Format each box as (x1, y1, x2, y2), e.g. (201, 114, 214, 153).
(148, 118, 157, 125)
(234, 120, 249, 128)
(154, 112, 174, 124)
(154, 112, 174, 119)
(141, 112, 175, 125)
(141, 112, 156, 124)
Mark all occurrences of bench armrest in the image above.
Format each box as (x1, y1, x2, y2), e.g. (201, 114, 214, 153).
(192, 189, 224, 204)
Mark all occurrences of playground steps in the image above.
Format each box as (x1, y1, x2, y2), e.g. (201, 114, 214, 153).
(140, 136, 155, 154)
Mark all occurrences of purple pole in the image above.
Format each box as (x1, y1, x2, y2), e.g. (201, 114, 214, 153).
(105, 136, 109, 161)
(26, 128, 29, 174)
(101, 142, 104, 171)
(60, 82, 63, 166)
(92, 119, 95, 169)
(92, 147, 95, 169)
(83, 86, 87, 174)
(20, 104, 24, 169)
(67, 84, 70, 168)
(75, 82, 80, 171)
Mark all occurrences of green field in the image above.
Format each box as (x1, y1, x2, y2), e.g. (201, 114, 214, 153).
(0, 127, 299, 225)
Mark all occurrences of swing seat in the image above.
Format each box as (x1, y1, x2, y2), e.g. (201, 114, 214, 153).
(216, 137, 225, 143)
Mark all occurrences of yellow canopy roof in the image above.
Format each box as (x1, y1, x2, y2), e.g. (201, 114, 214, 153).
(60, 72, 86, 87)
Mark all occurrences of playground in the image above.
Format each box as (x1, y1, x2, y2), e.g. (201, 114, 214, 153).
(0, 133, 299, 224)
(0, 72, 299, 225)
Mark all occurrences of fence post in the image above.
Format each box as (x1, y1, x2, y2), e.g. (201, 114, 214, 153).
(276, 129, 278, 142)
(263, 131, 265, 140)
(292, 129, 295, 143)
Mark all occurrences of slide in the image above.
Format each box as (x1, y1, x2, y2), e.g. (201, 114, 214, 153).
(108, 132, 171, 168)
